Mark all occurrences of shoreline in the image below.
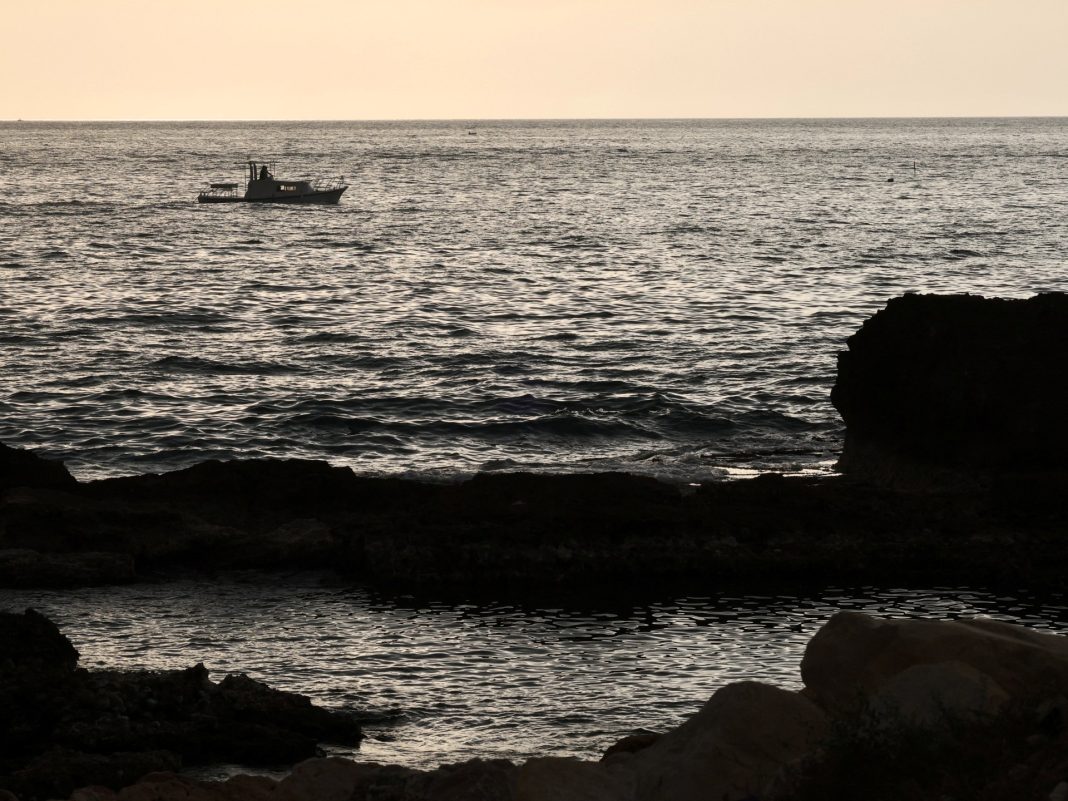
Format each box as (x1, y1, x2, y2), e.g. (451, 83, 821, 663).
(2, 447, 1066, 594)
(3, 291, 1068, 797)
(5, 608, 1067, 800)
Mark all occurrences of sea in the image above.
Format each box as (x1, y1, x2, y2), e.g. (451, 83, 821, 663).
(2, 118, 1067, 482)
(2, 118, 1068, 771)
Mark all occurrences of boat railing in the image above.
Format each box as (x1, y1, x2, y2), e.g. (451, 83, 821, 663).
(313, 176, 347, 192)
(198, 183, 241, 199)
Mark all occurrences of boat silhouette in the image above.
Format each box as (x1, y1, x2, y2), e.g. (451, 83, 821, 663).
(198, 161, 347, 204)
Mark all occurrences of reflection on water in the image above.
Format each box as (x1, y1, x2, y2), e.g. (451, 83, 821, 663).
(3, 120, 1068, 482)
(3, 574, 1067, 771)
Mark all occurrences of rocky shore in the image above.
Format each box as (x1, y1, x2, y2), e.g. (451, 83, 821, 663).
(0, 610, 362, 801)
(1, 443, 1066, 595)
(3, 293, 1066, 595)
(2, 291, 1067, 799)
(4, 609, 1066, 800)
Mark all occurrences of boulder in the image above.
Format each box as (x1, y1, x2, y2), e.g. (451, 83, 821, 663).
(600, 733, 659, 760)
(867, 661, 1010, 726)
(214, 672, 363, 745)
(404, 759, 517, 801)
(622, 681, 827, 801)
(832, 292, 1068, 479)
(514, 682, 826, 801)
(115, 773, 221, 801)
(517, 757, 635, 801)
(273, 757, 374, 801)
(801, 611, 1068, 711)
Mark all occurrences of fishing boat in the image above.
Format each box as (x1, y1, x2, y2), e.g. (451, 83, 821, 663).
(198, 161, 347, 204)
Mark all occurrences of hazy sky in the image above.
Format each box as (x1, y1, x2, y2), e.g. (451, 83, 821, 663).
(6, 0, 1066, 120)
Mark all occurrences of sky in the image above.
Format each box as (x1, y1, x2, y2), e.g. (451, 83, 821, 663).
(5, 0, 1066, 120)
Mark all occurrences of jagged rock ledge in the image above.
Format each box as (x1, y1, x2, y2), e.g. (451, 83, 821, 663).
(13, 610, 1066, 801)
(0, 610, 363, 801)
(1, 440, 1067, 593)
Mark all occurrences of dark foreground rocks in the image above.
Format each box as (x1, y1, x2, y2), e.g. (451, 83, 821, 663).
(0, 610, 362, 801)
(833, 291, 1068, 481)
(44, 611, 1068, 801)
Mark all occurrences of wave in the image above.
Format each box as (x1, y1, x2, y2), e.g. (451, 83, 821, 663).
(149, 356, 298, 376)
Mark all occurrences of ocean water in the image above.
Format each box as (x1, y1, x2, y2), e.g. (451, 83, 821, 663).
(5, 577, 1067, 772)
(2, 118, 1066, 481)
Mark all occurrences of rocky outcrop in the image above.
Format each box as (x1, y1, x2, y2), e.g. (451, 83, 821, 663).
(3, 292, 1068, 592)
(783, 612, 1068, 800)
(0, 549, 135, 588)
(30, 611, 1068, 801)
(1, 443, 1067, 592)
(0, 611, 362, 801)
(0, 608, 79, 673)
(801, 610, 1068, 714)
(0, 442, 76, 494)
(832, 292, 1068, 481)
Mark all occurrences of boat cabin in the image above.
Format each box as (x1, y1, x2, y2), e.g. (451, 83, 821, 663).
(245, 160, 315, 200)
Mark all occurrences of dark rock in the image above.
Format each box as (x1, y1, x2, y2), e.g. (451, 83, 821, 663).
(601, 733, 660, 760)
(832, 292, 1068, 480)
(0, 442, 76, 494)
(0, 549, 135, 588)
(88, 458, 361, 527)
(8, 749, 179, 801)
(215, 672, 363, 744)
(63, 664, 362, 766)
(0, 611, 363, 800)
(405, 758, 517, 800)
(0, 608, 79, 673)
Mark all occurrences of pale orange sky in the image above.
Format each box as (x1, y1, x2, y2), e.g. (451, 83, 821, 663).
(5, 0, 1066, 120)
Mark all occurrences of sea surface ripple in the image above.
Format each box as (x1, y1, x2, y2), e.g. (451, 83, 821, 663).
(5, 577, 1068, 772)
(1, 119, 1066, 480)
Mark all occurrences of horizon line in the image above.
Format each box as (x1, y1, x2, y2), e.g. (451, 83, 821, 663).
(3, 114, 1067, 124)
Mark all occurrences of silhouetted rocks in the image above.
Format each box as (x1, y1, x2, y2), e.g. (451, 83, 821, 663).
(49, 612, 1068, 801)
(833, 292, 1068, 481)
(0, 610, 362, 801)
(1, 443, 1067, 591)
(0, 443, 76, 494)
(1, 292, 1068, 592)
(0, 608, 79, 673)
(0, 549, 135, 588)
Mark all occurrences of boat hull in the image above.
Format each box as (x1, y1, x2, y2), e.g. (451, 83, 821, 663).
(198, 187, 347, 205)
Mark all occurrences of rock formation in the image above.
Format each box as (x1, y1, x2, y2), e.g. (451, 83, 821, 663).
(0, 443, 76, 494)
(1, 444, 1067, 592)
(26, 611, 1068, 801)
(0, 610, 362, 801)
(833, 292, 1068, 481)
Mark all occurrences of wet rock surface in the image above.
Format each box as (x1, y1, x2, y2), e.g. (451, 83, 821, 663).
(0, 610, 362, 801)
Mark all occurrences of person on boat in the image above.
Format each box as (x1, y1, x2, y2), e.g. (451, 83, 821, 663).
(259, 164, 270, 180)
